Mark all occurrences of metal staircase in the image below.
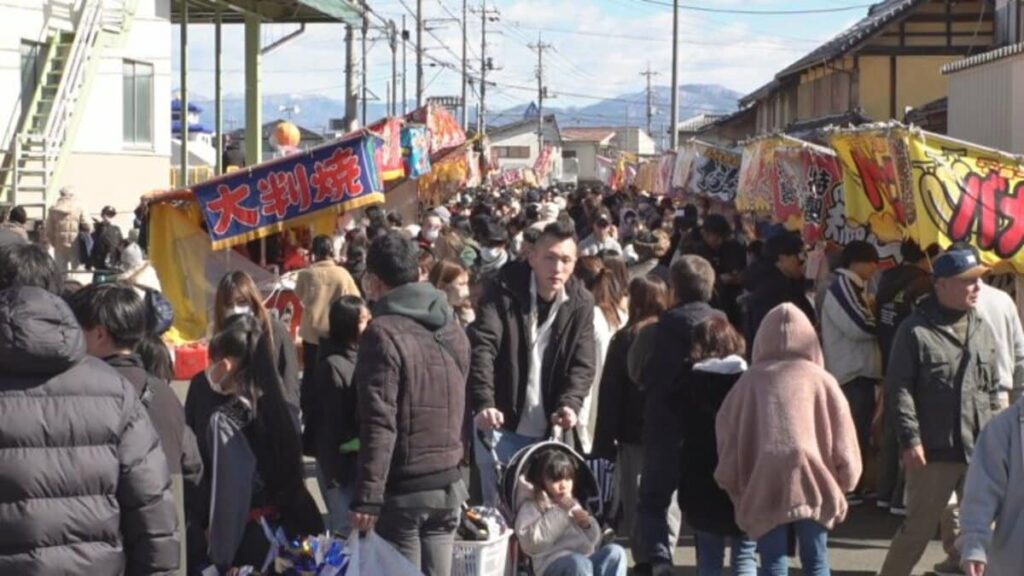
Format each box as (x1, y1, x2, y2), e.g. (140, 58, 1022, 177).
(0, 0, 118, 218)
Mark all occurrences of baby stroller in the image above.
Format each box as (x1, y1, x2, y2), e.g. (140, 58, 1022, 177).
(478, 425, 604, 575)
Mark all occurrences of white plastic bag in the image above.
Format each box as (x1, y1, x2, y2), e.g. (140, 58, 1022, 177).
(344, 530, 422, 576)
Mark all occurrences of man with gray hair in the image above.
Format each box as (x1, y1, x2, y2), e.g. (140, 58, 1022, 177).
(628, 254, 723, 575)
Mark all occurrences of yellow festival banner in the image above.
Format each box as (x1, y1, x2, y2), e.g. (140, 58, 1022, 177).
(832, 126, 1024, 271)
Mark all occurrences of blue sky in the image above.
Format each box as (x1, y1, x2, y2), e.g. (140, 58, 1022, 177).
(171, 0, 868, 110)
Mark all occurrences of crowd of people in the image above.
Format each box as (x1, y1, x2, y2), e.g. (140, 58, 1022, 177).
(0, 181, 1022, 576)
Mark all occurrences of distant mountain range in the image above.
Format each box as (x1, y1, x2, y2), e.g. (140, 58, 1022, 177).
(189, 83, 742, 141)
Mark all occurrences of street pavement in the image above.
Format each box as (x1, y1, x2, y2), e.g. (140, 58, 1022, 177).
(170, 380, 947, 575)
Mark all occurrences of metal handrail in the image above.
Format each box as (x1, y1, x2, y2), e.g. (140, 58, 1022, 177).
(43, 0, 103, 148)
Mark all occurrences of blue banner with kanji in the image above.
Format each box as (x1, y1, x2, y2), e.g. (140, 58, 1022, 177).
(192, 132, 384, 249)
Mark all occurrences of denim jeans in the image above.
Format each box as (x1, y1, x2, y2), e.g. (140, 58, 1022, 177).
(473, 428, 542, 506)
(374, 482, 467, 576)
(316, 470, 354, 534)
(693, 531, 757, 576)
(756, 520, 830, 576)
(543, 544, 628, 576)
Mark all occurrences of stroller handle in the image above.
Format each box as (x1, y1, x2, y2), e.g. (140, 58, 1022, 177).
(549, 424, 563, 442)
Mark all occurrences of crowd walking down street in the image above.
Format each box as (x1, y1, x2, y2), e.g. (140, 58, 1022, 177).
(3, 180, 1024, 576)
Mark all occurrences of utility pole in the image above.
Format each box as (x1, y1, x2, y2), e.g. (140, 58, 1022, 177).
(461, 0, 469, 129)
(402, 15, 408, 114)
(640, 62, 659, 143)
(669, 0, 680, 149)
(344, 24, 357, 131)
(390, 20, 398, 116)
(529, 34, 553, 153)
(477, 1, 498, 135)
(361, 9, 368, 126)
(416, 0, 424, 107)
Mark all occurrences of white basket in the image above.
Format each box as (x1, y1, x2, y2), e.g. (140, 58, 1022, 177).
(451, 531, 512, 576)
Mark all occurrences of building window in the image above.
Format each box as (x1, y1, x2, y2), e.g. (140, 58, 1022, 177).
(494, 145, 531, 159)
(123, 60, 153, 146)
(562, 150, 577, 159)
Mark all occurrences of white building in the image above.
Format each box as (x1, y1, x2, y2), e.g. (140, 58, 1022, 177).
(942, 0, 1024, 153)
(562, 126, 657, 183)
(486, 114, 563, 184)
(0, 0, 170, 228)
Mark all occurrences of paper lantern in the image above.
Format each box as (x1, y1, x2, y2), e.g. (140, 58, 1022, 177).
(271, 121, 301, 152)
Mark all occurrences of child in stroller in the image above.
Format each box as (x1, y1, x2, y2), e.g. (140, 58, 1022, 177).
(514, 448, 627, 576)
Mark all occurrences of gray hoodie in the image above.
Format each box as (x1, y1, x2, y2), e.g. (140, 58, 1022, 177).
(957, 399, 1024, 575)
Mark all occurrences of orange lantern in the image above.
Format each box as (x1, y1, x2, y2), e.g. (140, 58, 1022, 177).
(271, 121, 301, 153)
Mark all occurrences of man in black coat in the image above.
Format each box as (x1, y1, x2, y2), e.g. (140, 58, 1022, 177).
(469, 220, 596, 505)
(0, 245, 179, 574)
(68, 283, 203, 572)
(743, 231, 815, 346)
(627, 254, 724, 574)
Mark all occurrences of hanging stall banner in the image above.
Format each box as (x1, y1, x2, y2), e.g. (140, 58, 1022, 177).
(673, 140, 741, 202)
(597, 155, 614, 186)
(772, 145, 838, 242)
(736, 138, 779, 214)
(907, 131, 1024, 271)
(466, 149, 481, 187)
(367, 118, 406, 181)
(408, 104, 466, 154)
(418, 149, 468, 205)
(819, 160, 903, 267)
(671, 145, 696, 190)
(192, 132, 383, 250)
(534, 144, 555, 183)
(828, 127, 915, 245)
(401, 125, 431, 178)
(655, 152, 676, 196)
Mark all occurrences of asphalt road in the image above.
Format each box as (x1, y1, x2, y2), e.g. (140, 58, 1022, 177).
(170, 380, 947, 575)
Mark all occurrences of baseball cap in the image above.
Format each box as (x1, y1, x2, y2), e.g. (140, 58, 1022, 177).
(932, 244, 988, 279)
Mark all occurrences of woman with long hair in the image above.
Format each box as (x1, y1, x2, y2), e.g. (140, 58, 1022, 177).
(679, 316, 757, 575)
(306, 295, 371, 533)
(429, 259, 475, 327)
(592, 275, 670, 544)
(205, 314, 323, 571)
(574, 255, 628, 454)
(186, 271, 301, 483)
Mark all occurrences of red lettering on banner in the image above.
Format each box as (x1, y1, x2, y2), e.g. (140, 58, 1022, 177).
(311, 148, 363, 203)
(851, 149, 896, 212)
(207, 183, 259, 236)
(950, 172, 1004, 249)
(998, 182, 1024, 257)
(258, 164, 312, 218)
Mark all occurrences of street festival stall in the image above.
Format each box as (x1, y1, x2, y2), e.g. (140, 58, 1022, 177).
(147, 105, 466, 345)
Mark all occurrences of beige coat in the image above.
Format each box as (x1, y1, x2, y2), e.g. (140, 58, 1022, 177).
(45, 195, 85, 249)
(714, 303, 862, 539)
(514, 477, 601, 576)
(295, 260, 360, 344)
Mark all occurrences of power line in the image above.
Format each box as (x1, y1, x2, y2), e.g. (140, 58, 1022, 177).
(635, 0, 875, 15)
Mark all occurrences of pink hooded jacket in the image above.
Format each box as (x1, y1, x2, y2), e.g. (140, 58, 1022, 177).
(714, 303, 862, 539)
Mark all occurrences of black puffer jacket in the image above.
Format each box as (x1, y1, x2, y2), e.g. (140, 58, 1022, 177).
(0, 287, 179, 574)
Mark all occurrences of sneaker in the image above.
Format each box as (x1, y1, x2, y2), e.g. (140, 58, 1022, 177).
(889, 504, 907, 516)
(933, 557, 965, 575)
(876, 499, 891, 509)
(846, 493, 864, 506)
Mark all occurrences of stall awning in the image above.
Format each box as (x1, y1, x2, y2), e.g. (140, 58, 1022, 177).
(170, 0, 364, 24)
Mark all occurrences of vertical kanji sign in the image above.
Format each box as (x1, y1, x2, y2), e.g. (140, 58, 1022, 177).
(192, 132, 383, 250)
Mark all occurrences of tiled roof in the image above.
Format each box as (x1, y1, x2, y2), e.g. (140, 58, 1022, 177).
(776, 0, 924, 80)
(942, 42, 1024, 75)
(675, 114, 725, 133)
(562, 127, 617, 143)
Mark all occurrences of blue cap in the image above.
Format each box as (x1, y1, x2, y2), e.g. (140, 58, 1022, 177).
(932, 247, 988, 279)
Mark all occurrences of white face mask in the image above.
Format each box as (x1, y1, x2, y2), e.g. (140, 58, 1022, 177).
(448, 285, 470, 304)
(205, 361, 231, 395)
(423, 228, 440, 242)
(228, 304, 252, 317)
(480, 246, 504, 262)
